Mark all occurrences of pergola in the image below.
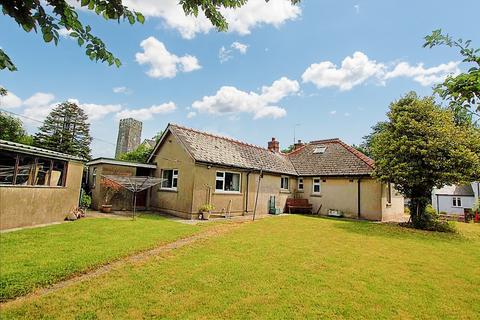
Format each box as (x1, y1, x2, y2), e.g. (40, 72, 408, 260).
(102, 175, 163, 219)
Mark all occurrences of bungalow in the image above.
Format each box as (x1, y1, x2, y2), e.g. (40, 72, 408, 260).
(432, 183, 478, 215)
(143, 124, 404, 221)
(0, 139, 85, 230)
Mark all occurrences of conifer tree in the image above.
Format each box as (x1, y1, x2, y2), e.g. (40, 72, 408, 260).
(34, 101, 92, 159)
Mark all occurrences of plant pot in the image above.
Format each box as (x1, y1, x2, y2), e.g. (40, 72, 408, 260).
(101, 205, 113, 213)
(201, 211, 211, 220)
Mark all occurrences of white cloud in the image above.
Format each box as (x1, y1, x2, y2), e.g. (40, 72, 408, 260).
(330, 110, 337, 115)
(0, 90, 22, 108)
(383, 61, 460, 86)
(231, 41, 248, 54)
(219, 42, 248, 63)
(67, 99, 122, 121)
(24, 92, 55, 108)
(135, 37, 201, 79)
(354, 4, 360, 14)
(19, 93, 120, 124)
(302, 52, 385, 91)
(302, 51, 460, 91)
(113, 86, 132, 94)
(124, 0, 300, 39)
(219, 46, 232, 63)
(192, 76, 299, 119)
(187, 111, 197, 118)
(344, 112, 351, 117)
(116, 102, 176, 121)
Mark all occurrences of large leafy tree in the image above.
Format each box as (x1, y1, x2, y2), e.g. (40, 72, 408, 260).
(34, 101, 92, 159)
(0, 111, 32, 144)
(119, 143, 152, 163)
(1, 0, 300, 71)
(370, 92, 480, 229)
(424, 30, 480, 123)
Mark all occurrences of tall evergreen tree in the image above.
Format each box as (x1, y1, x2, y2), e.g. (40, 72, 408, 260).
(34, 101, 92, 159)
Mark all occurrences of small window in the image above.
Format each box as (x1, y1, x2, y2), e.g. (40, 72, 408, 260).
(313, 178, 321, 194)
(452, 197, 462, 207)
(92, 167, 97, 188)
(15, 155, 35, 185)
(216, 171, 240, 192)
(298, 177, 304, 191)
(161, 169, 178, 190)
(34, 158, 52, 186)
(281, 176, 289, 191)
(313, 146, 327, 154)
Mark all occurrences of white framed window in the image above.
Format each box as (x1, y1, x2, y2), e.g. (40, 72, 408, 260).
(297, 177, 304, 191)
(312, 178, 321, 194)
(281, 176, 289, 191)
(452, 197, 462, 207)
(216, 171, 240, 192)
(161, 169, 178, 190)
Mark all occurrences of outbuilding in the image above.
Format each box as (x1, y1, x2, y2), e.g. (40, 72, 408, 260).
(0, 139, 85, 230)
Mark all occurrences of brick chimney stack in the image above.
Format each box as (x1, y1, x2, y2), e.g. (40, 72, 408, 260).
(268, 137, 280, 153)
(294, 139, 304, 150)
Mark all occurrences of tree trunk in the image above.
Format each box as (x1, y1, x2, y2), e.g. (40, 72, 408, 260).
(409, 191, 432, 229)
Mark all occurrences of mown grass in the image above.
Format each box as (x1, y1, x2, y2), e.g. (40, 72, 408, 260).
(2, 215, 480, 319)
(0, 214, 202, 300)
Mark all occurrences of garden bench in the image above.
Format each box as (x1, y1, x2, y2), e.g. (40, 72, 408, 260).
(285, 198, 313, 214)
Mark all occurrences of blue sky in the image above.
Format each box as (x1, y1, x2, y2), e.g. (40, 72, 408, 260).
(1, 0, 478, 157)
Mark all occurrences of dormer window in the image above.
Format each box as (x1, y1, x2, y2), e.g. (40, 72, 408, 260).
(313, 146, 327, 154)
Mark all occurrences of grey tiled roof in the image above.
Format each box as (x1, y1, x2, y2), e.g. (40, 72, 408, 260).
(287, 139, 374, 176)
(169, 125, 298, 175)
(435, 184, 475, 196)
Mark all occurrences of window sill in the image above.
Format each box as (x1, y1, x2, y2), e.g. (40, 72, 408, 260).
(158, 188, 178, 193)
(214, 191, 242, 195)
(280, 190, 291, 194)
(311, 194, 322, 197)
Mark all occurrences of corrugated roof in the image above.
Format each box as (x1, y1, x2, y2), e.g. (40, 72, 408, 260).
(168, 124, 298, 175)
(0, 139, 85, 162)
(287, 139, 374, 176)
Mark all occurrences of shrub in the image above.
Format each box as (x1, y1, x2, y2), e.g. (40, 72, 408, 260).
(199, 204, 214, 213)
(80, 192, 92, 208)
(425, 204, 438, 219)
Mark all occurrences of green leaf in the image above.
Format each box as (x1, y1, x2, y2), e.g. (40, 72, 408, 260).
(81, 0, 89, 6)
(128, 14, 135, 25)
(78, 38, 85, 46)
(114, 58, 121, 68)
(136, 13, 145, 24)
(43, 32, 54, 43)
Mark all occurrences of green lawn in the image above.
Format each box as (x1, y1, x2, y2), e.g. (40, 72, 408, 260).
(2, 215, 480, 319)
(0, 214, 202, 300)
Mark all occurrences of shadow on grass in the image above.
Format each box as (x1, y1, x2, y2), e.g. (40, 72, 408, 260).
(297, 214, 466, 243)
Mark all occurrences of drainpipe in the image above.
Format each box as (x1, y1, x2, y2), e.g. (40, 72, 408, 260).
(245, 171, 250, 215)
(357, 178, 361, 219)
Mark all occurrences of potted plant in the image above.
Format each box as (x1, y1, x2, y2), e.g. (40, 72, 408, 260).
(199, 204, 214, 220)
(100, 178, 122, 213)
